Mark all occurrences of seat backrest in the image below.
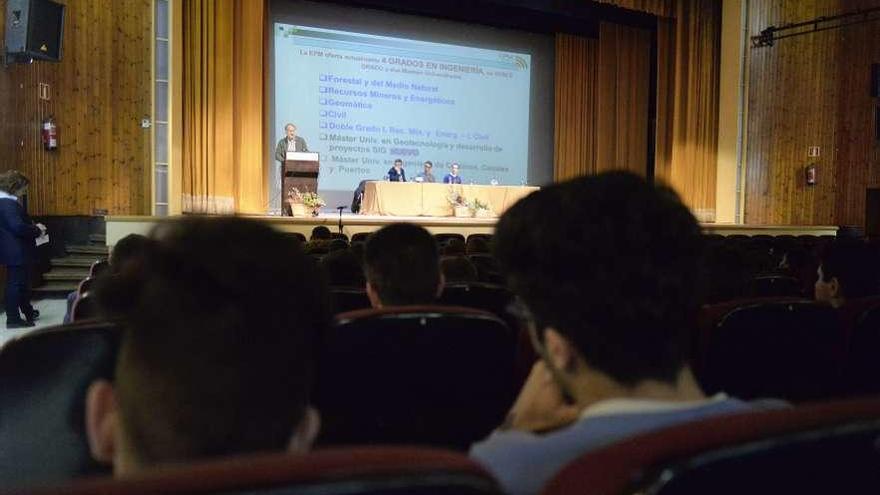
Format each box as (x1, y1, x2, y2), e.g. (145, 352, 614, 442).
(466, 254, 504, 284)
(748, 275, 803, 297)
(434, 233, 466, 245)
(845, 302, 880, 395)
(0, 322, 121, 489)
(12, 447, 501, 495)
(76, 277, 95, 295)
(467, 233, 493, 243)
(543, 399, 880, 495)
(329, 287, 372, 314)
(439, 283, 515, 325)
(89, 259, 109, 278)
(330, 232, 349, 241)
(316, 306, 517, 450)
(700, 300, 845, 401)
(71, 292, 100, 322)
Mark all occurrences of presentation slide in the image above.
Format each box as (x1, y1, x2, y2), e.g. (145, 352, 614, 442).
(273, 24, 532, 202)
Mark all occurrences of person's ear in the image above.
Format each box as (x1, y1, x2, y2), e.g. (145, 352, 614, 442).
(544, 328, 578, 374)
(366, 281, 382, 308)
(288, 406, 321, 452)
(85, 380, 118, 465)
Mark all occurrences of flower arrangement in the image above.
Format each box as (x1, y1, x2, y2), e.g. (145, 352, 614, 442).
(447, 189, 470, 208)
(288, 187, 326, 208)
(472, 198, 490, 211)
(288, 187, 325, 216)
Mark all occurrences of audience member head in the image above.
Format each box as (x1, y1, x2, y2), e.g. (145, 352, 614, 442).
(322, 248, 366, 287)
(465, 236, 491, 255)
(494, 172, 705, 403)
(311, 226, 332, 241)
(364, 223, 443, 307)
(327, 238, 349, 252)
(442, 238, 466, 256)
(86, 217, 328, 475)
(815, 240, 880, 307)
(393, 158, 403, 171)
(440, 255, 478, 284)
(108, 234, 150, 275)
(0, 170, 30, 196)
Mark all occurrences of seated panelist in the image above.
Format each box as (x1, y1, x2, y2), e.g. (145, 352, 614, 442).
(443, 163, 462, 184)
(387, 158, 406, 182)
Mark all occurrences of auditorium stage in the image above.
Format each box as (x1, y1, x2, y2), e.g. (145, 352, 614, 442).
(105, 214, 839, 246)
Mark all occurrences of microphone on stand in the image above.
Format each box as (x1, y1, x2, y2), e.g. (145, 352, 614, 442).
(336, 206, 347, 234)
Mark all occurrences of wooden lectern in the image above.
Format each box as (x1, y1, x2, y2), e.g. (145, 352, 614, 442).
(282, 151, 320, 215)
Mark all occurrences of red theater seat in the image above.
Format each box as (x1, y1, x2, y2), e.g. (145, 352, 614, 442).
(698, 299, 845, 401)
(315, 306, 517, 450)
(0, 322, 121, 489)
(543, 399, 880, 495)
(13, 447, 502, 495)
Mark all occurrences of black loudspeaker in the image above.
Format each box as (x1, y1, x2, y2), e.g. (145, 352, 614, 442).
(873, 63, 880, 98)
(4, 0, 65, 62)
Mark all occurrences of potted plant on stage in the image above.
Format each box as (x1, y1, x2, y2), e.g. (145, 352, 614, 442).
(447, 189, 473, 218)
(472, 198, 494, 218)
(288, 188, 326, 217)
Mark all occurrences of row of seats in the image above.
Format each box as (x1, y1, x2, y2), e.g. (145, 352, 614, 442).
(696, 296, 880, 401)
(4, 320, 879, 495)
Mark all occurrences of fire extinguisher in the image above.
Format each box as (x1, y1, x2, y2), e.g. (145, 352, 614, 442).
(41, 116, 58, 151)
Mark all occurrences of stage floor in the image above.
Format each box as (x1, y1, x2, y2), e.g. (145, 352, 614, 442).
(106, 213, 839, 245)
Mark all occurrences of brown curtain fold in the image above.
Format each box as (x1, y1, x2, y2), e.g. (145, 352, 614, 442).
(182, 0, 266, 214)
(555, 1, 721, 221)
(554, 25, 652, 180)
(656, 0, 721, 222)
(597, 22, 652, 176)
(554, 34, 598, 181)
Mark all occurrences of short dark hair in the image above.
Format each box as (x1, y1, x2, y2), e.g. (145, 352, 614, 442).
(819, 241, 880, 299)
(494, 172, 704, 386)
(364, 223, 440, 305)
(424, 161, 433, 167)
(96, 217, 330, 465)
(109, 234, 150, 274)
(322, 248, 365, 287)
(0, 170, 29, 194)
(311, 226, 332, 240)
(394, 159, 403, 165)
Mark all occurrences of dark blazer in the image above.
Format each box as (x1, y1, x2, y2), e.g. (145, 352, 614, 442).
(275, 136, 309, 164)
(387, 167, 406, 182)
(0, 198, 41, 266)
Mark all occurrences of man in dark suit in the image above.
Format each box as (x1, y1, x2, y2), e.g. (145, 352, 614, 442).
(274, 123, 309, 166)
(0, 171, 44, 328)
(387, 158, 406, 182)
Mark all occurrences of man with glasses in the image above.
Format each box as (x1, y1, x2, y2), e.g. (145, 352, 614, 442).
(470, 172, 775, 495)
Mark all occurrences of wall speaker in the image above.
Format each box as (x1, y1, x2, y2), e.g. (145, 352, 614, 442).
(4, 0, 65, 62)
(873, 63, 880, 98)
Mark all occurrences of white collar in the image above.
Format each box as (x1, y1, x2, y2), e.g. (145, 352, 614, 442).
(579, 393, 729, 420)
(0, 191, 18, 201)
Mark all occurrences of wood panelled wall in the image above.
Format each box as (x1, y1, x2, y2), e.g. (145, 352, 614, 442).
(0, 0, 152, 216)
(745, 0, 880, 226)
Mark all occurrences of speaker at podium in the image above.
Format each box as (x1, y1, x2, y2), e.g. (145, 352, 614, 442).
(283, 152, 320, 216)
